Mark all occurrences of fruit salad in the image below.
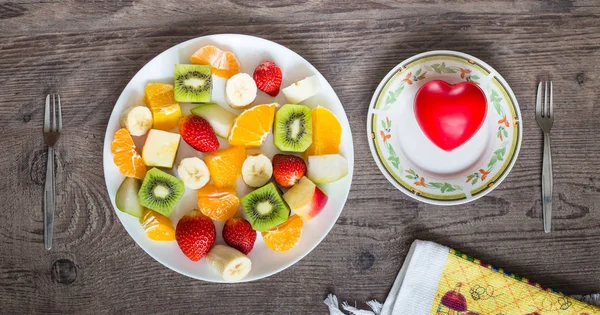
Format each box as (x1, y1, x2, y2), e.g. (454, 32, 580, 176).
(110, 45, 348, 281)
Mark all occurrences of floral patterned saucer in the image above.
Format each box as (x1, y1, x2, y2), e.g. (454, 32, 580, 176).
(367, 51, 522, 205)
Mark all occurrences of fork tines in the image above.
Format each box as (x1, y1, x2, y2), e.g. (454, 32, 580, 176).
(44, 94, 62, 134)
(536, 81, 553, 120)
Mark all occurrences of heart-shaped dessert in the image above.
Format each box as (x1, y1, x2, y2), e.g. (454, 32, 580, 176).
(414, 80, 487, 151)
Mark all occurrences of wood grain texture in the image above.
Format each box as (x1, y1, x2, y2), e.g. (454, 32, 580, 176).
(1, 0, 600, 313)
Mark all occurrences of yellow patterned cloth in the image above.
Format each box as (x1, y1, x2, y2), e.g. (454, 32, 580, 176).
(431, 249, 599, 315)
(373, 241, 600, 315)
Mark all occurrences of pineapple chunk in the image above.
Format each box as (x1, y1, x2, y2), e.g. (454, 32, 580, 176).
(144, 83, 181, 131)
(151, 104, 181, 131)
(142, 129, 181, 168)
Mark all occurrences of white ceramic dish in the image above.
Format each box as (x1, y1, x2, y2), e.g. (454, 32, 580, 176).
(103, 34, 354, 282)
(367, 51, 522, 205)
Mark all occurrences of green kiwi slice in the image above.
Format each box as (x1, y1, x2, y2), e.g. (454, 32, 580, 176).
(174, 64, 212, 103)
(274, 104, 313, 152)
(241, 182, 290, 232)
(138, 168, 185, 217)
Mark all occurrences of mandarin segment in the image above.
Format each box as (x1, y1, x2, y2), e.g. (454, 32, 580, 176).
(262, 214, 304, 252)
(204, 146, 247, 187)
(111, 128, 146, 179)
(140, 209, 176, 241)
(197, 185, 240, 221)
(228, 103, 277, 147)
(190, 45, 240, 79)
(303, 106, 341, 158)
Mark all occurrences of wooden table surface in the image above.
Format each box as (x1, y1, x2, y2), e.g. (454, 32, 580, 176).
(1, 1, 600, 313)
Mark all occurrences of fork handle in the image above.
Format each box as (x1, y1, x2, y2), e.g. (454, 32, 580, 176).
(44, 146, 55, 250)
(542, 132, 553, 233)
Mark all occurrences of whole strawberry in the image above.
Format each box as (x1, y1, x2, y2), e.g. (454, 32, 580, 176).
(179, 116, 219, 152)
(253, 61, 282, 97)
(272, 154, 306, 187)
(223, 217, 257, 255)
(176, 210, 216, 261)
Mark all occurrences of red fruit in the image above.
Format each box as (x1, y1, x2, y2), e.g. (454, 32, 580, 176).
(222, 217, 257, 255)
(179, 116, 219, 152)
(176, 210, 216, 261)
(282, 176, 328, 220)
(253, 61, 282, 97)
(272, 154, 306, 187)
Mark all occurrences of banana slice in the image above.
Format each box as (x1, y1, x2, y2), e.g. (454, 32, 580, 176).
(225, 73, 257, 108)
(241, 154, 273, 187)
(119, 106, 153, 136)
(206, 245, 252, 281)
(177, 157, 210, 189)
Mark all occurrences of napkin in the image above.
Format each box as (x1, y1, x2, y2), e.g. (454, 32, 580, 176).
(326, 240, 600, 315)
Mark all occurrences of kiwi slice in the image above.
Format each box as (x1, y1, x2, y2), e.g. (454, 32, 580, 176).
(138, 168, 185, 217)
(174, 64, 212, 103)
(274, 104, 313, 152)
(241, 182, 290, 232)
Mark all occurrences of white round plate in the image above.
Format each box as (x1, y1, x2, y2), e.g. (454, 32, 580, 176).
(367, 51, 521, 205)
(103, 34, 354, 282)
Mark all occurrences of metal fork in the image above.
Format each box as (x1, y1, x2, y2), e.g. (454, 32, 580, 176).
(535, 81, 553, 233)
(44, 94, 62, 249)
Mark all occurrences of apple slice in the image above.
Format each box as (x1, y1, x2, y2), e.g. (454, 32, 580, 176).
(115, 177, 144, 218)
(306, 154, 348, 184)
(282, 75, 320, 104)
(283, 176, 328, 220)
(142, 129, 181, 168)
(190, 103, 235, 138)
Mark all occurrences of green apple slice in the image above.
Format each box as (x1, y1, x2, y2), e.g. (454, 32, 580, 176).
(115, 177, 144, 218)
(306, 154, 348, 184)
(282, 75, 320, 104)
(190, 103, 235, 138)
(141, 129, 181, 168)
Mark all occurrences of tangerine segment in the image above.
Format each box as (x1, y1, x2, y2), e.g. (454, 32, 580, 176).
(262, 214, 304, 252)
(190, 45, 240, 79)
(228, 103, 277, 147)
(303, 106, 341, 158)
(111, 128, 146, 179)
(197, 185, 239, 221)
(140, 209, 176, 241)
(204, 146, 246, 187)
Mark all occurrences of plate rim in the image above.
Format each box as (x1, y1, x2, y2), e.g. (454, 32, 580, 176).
(366, 50, 522, 206)
(102, 34, 354, 282)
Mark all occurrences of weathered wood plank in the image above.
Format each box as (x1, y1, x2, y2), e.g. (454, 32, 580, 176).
(0, 0, 599, 313)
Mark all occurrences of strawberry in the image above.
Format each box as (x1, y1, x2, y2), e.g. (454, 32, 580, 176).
(272, 154, 306, 187)
(175, 210, 216, 261)
(253, 61, 282, 97)
(222, 217, 256, 255)
(179, 116, 219, 152)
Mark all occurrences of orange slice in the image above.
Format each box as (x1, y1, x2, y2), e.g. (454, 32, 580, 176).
(262, 214, 304, 252)
(144, 83, 177, 108)
(204, 146, 247, 187)
(303, 106, 341, 158)
(140, 209, 176, 241)
(111, 128, 146, 179)
(190, 45, 240, 79)
(197, 185, 239, 221)
(228, 103, 278, 147)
